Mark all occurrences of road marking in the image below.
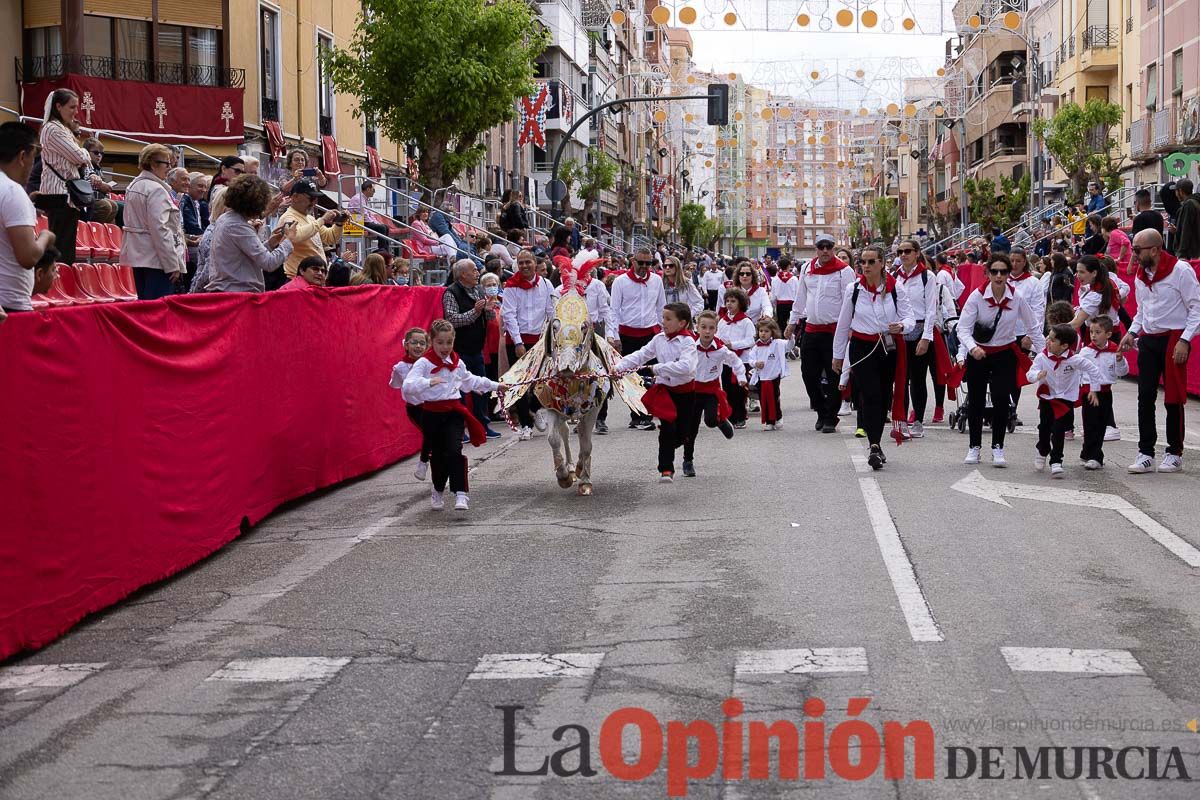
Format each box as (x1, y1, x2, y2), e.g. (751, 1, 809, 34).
(206, 656, 351, 682)
(846, 439, 869, 472)
(952, 470, 1200, 567)
(0, 662, 108, 690)
(467, 652, 604, 680)
(735, 647, 869, 676)
(1001, 647, 1145, 675)
(859, 477, 944, 642)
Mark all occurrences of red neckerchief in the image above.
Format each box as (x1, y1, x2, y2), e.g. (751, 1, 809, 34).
(1043, 349, 1067, 370)
(665, 328, 697, 341)
(505, 272, 540, 290)
(697, 337, 725, 352)
(809, 256, 848, 276)
(776, 271, 794, 282)
(422, 350, 461, 373)
(1138, 250, 1177, 287)
(718, 309, 748, 324)
(899, 263, 927, 282)
(756, 338, 774, 347)
(745, 284, 762, 296)
(858, 274, 895, 300)
(1087, 340, 1118, 354)
(402, 354, 420, 365)
(980, 285, 1013, 310)
(627, 269, 651, 285)
(1010, 270, 1034, 282)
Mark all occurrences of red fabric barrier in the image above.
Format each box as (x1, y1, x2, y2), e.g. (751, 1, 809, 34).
(1122, 260, 1200, 396)
(0, 286, 444, 659)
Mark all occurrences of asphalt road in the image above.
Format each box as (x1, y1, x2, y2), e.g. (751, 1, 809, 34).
(3, 373, 1200, 799)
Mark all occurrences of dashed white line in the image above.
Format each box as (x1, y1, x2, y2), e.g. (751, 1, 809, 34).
(846, 439, 870, 473)
(206, 656, 351, 682)
(0, 662, 108, 690)
(467, 652, 605, 680)
(735, 647, 869, 675)
(1000, 647, 1145, 675)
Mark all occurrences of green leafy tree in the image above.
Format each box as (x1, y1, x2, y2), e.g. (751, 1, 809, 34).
(966, 174, 1030, 231)
(325, 0, 548, 190)
(1032, 99, 1124, 203)
(679, 202, 708, 247)
(870, 197, 899, 246)
(574, 149, 618, 227)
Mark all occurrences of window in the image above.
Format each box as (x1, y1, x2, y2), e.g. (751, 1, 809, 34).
(188, 28, 220, 86)
(260, 6, 280, 120)
(24, 26, 62, 79)
(115, 19, 149, 66)
(83, 15, 112, 61)
(1145, 63, 1157, 109)
(158, 25, 185, 82)
(317, 32, 334, 135)
(1172, 50, 1183, 95)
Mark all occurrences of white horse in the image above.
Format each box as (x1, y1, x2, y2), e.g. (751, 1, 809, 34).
(500, 287, 644, 496)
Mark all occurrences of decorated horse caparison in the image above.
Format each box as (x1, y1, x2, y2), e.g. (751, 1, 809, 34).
(500, 264, 645, 496)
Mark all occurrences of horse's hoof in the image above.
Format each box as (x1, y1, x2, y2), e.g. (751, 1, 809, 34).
(578, 483, 593, 496)
(558, 471, 576, 488)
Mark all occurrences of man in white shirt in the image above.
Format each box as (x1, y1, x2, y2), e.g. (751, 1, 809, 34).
(610, 246, 668, 429)
(572, 236, 600, 269)
(0, 122, 56, 314)
(501, 250, 556, 439)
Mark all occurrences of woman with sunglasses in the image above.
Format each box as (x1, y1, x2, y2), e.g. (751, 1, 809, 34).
(662, 256, 704, 317)
(957, 253, 1044, 467)
(121, 144, 188, 299)
(831, 245, 915, 470)
(718, 260, 772, 323)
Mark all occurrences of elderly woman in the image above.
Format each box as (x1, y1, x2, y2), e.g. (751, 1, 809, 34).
(36, 88, 92, 264)
(205, 175, 295, 293)
(279, 149, 327, 195)
(189, 192, 226, 294)
(120, 143, 187, 299)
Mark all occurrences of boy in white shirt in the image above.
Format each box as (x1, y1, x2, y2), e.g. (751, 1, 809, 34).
(1026, 324, 1103, 477)
(1077, 316, 1129, 469)
(682, 309, 744, 476)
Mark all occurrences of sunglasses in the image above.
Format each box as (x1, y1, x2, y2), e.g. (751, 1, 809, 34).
(816, 243, 834, 250)
(897, 247, 916, 254)
(738, 271, 753, 276)
(989, 268, 1011, 275)
(304, 266, 328, 274)
(1131, 245, 1157, 253)
(862, 258, 879, 265)
(636, 259, 655, 266)
(152, 160, 172, 167)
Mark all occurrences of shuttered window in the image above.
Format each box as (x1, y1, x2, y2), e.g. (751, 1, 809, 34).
(24, 0, 61, 27)
(157, 0, 223, 29)
(82, 0, 152, 18)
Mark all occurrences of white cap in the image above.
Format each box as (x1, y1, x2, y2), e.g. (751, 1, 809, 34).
(814, 233, 836, 246)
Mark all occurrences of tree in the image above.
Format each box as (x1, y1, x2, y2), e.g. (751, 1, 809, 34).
(1032, 99, 1124, 203)
(326, 0, 548, 190)
(870, 197, 899, 246)
(965, 174, 1030, 231)
(562, 148, 618, 227)
(679, 203, 708, 248)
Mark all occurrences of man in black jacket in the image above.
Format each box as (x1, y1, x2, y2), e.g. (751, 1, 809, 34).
(442, 259, 501, 438)
(1175, 179, 1200, 260)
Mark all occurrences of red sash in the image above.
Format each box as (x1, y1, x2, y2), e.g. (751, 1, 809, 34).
(1141, 330, 1189, 404)
(850, 330, 908, 444)
(1036, 386, 1075, 420)
(422, 399, 488, 446)
(931, 327, 957, 401)
(618, 324, 661, 338)
(505, 332, 542, 346)
(641, 382, 695, 422)
(694, 378, 733, 423)
(759, 377, 780, 424)
(805, 322, 837, 334)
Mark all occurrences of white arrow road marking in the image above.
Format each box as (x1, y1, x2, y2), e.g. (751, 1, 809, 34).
(1001, 647, 1145, 675)
(952, 470, 1200, 567)
(859, 478, 944, 642)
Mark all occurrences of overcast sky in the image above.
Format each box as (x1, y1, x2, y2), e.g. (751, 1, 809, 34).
(689, 30, 950, 77)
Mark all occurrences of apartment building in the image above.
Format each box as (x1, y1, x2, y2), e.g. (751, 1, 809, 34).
(1129, 0, 1200, 184)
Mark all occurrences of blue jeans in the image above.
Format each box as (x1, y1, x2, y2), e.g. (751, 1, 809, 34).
(458, 351, 492, 428)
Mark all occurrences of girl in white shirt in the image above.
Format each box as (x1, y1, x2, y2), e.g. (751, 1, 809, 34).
(402, 320, 504, 511)
(389, 327, 434, 480)
(748, 318, 790, 429)
(717, 288, 756, 428)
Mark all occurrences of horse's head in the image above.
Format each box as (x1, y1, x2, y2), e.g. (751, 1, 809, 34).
(547, 292, 594, 375)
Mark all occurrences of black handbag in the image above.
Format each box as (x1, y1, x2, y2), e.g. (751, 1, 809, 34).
(46, 162, 95, 210)
(972, 306, 1005, 344)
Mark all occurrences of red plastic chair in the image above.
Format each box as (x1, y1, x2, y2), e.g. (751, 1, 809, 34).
(34, 214, 48, 235)
(31, 293, 50, 310)
(40, 267, 76, 307)
(54, 263, 95, 305)
(88, 222, 117, 261)
(116, 264, 138, 297)
(75, 221, 97, 261)
(94, 263, 136, 301)
(105, 223, 123, 254)
(72, 262, 118, 302)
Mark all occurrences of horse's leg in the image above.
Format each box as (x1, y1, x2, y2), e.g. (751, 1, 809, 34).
(559, 416, 576, 487)
(548, 413, 572, 487)
(576, 405, 598, 495)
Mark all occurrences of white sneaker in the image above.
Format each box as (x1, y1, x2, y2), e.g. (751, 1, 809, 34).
(991, 446, 1007, 468)
(454, 492, 469, 511)
(518, 426, 533, 441)
(1050, 462, 1064, 478)
(534, 410, 550, 432)
(774, 420, 783, 430)
(911, 421, 925, 438)
(1158, 454, 1184, 473)
(414, 460, 428, 481)
(964, 446, 981, 465)
(899, 422, 913, 440)
(1127, 453, 1156, 473)
(1084, 459, 1103, 470)
(1104, 426, 1121, 441)
(838, 400, 852, 417)
(430, 489, 445, 510)
(762, 422, 775, 431)
(1034, 454, 1046, 471)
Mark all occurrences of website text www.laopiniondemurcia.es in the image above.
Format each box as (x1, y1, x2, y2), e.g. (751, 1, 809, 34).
(495, 698, 1194, 796)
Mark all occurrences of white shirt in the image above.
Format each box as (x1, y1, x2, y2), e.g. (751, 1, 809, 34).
(701, 268, 726, 292)
(716, 312, 757, 360)
(0, 172, 38, 311)
(615, 331, 698, 387)
(401, 353, 500, 404)
(833, 279, 917, 361)
(1026, 350, 1104, 401)
(894, 267, 939, 340)
(748, 339, 790, 383)
(1076, 279, 1128, 325)
(500, 276, 556, 343)
(769, 272, 800, 304)
(957, 285, 1046, 353)
(717, 282, 772, 321)
(1008, 271, 1045, 333)
(1130, 257, 1200, 339)
(580, 280, 615, 332)
(695, 338, 745, 383)
(937, 266, 965, 302)
(389, 358, 416, 391)
(610, 271, 667, 332)
(1077, 341, 1130, 387)
(789, 260, 856, 327)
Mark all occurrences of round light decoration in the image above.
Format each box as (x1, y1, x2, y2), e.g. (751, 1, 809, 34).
(761, 108, 775, 120)
(734, 111, 744, 121)
(967, 13, 982, 28)
(810, 70, 820, 80)
(1003, 11, 1022, 29)
(684, 113, 694, 122)
(797, 13, 810, 26)
(899, 132, 910, 143)
(856, 69, 865, 78)
(861, 10, 878, 28)
(705, 160, 713, 168)
(650, 5, 671, 25)
(903, 103, 917, 117)
(678, 6, 698, 25)
(653, 109, 668, 123)
(902, 18, 916, 31)
(858, 107, 869, 117)
(807, 135, 817, 144)
(886, 103, 899, 116)
(836, 9, 854, 27)
(779, 107, 793, 119)
(724, 12, 738, 25)
(728, 72, 738, 81)
(610, 9, 627, 25)
(936, 67, 946, 77)
(715, 138, 724, 148)
(686, 74, 696, 84)
(933, 105, 945, 117)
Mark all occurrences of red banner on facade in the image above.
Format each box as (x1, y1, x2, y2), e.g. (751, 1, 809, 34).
(21, 75, 244, 144)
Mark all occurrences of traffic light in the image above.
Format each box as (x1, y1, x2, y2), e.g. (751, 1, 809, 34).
(707, 83, 729, 126)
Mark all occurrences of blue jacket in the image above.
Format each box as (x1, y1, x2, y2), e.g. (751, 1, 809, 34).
(180, 195, 209, 237)
(1085, 193, 1107, 214)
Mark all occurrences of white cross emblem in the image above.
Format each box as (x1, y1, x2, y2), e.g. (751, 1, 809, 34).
(154, 97, 168, 129)
(220, 101, 234, 134)
(81, 92, 95, 125)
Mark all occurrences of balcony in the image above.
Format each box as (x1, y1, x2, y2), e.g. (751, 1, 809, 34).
(18, 54, 244, 88)
(1129, 118, 1152, 159)
(1153, 104, 1179, 152)
(542, 79, 591, 145)
(1078, 26, 1119, 72)
(1082, 26, 1118, 49)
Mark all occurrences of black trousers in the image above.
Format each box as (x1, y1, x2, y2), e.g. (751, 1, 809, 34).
(1037, 401, 1075, 464)
(800, 330, 841, 425)
(965, 348, 1017, 449)
(905, 335, 934, 422)
(405, 403, 431, 462)
(1081, 392, 1112, 463)
(775, 302, 793, 341)
(1136, 334, 1185, 457)
(659, 391, 694, 473)
(420, 410, 468, 493)
(705, 289, 719, 311)
(722, 364, 748, 424)
(620, 331, 656, 424)
(682, 392, 723, 462)
(505, 343, 543, 428)
(35, 195, 79, 264)
(849, 337, 895, 447)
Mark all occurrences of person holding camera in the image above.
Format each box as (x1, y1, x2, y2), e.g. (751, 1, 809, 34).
(205, 175, 296, 293)
(277, 179, 344, 290)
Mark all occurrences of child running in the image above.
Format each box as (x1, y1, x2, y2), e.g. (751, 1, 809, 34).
(748, 317, 789, 429)
(683, 310, 743, 476)
(615, 302, 699, 483)
(1026, 324, 1103, 477)
(717, 287, 756, 428)
(1077, 315, 1129, 469)
(402, 320, 505, 511)
(389, 327, 433, 480)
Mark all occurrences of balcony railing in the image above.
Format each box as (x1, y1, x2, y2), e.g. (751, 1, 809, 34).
(1153, 104, 1178, 151)
(1129, 118, 1152, 158)
(990, 144, 1027, 158)
(1068, 35, 1075, 58)
(17, 54, 245, 88)
(1011, 77, 1027, 108)
(1082, 26, 1118, 49)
